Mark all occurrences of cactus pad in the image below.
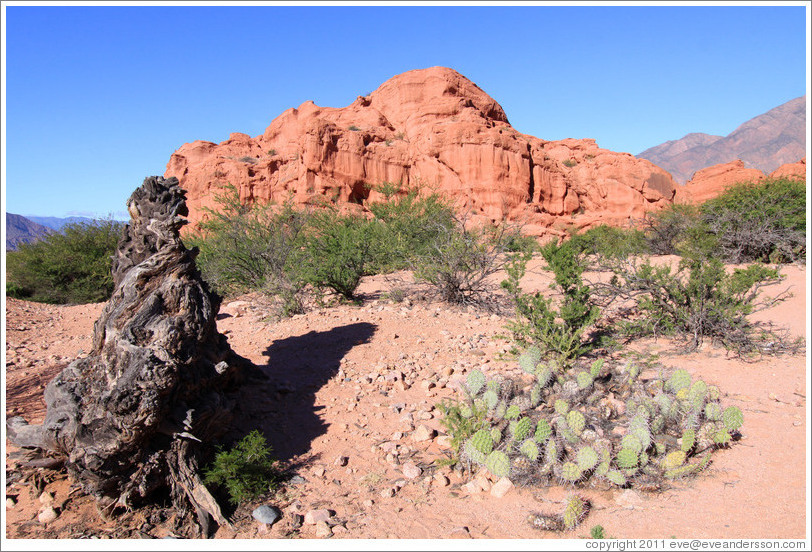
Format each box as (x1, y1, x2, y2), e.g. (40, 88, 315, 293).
(680, 428, 696, 452)
(505, 404, 521, 420)
(510, 417, 532, 442)
(576, 446, 599, 471)
(466, 369, 486, 396)
(661, 450, 686, 470)
(519, 346, 542, 373)
(554, 399, 570, 415)
(491, 427, 503, 444)
(484, 450, 511, 478)
(536, 366, 554, 387)
(534, 419, 552, 443)
(529, 384, 543, 407)
(566, 410, 586, 434)
(482, 389, 499, 410)
(462, 440, 487, 465)
(620, 434, 643, 454)
(469, 428, 494, 455)
(576, 371, 594, 389)
(722, 406, 743, 432)
(562, 495, 589, 530)
(560, 461, 583, 483)
(605, 470, 627, 487)
(616, 448, 639, 469)
(494, 400, 507, 420)
(520, 439, 540, 462)
(666, 369, 692, 393)
(590, 358, 605, 378)
(704, 402, 723, 421)
(545, 439, 559, 462)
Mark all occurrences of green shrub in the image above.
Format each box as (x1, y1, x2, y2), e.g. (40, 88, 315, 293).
(203, 430, 282, 505)
(294, 210, 374, 301)
(698, 178, 806, 263)
(570, 224, 649, 260)
(502, 240, 600, 365)
(606, 255, 789, 354)
(186, 185, 310, 314)
(412, 220, 516, 307)
(641, 203, 701, 256)
(6, 219, 123, 304)
(366, 183, 457, 273)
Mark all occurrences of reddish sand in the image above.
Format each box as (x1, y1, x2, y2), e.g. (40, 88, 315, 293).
(3, 261, 808, 541)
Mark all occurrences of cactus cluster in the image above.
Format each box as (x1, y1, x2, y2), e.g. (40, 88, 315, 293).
(450, 346, 743, 491)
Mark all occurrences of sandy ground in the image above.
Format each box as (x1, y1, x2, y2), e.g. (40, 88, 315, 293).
(3, 260, 809, 543)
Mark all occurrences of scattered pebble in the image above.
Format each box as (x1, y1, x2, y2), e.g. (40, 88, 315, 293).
(252, 505, 282, 526)
(615, 489, 644, 509)
(314, 520, 333, 538)
(402, 461, 422, 479)
(6, 497, 16, 509)
(490, 477, 514, 498)
(37, 506, 58, 524)
(304, 509, 332, 525)
(412, 424, 436, 442)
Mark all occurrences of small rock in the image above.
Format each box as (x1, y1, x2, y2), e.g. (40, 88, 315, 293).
(37, 506, 58, 524)
(312, 466, 326, 478)
(490, 477, 514, 498)
(402, 461, 422, 479)
(363, 499, 374, 507)
(289, 475, 307, 485)
(435, 435, 453, 448)
(289, 513, 304, 529)
(304, 509, 332, 525)
(38, 491, 54, 505)
(6, 497, 16, 509)
(461, 481, 481, 494)
(380, 487, 396, 498)
(334, 455, 349, 467)
(314, 520, 333, 538)
(412, 424, 436, 442)
(433, 474, 450, 487)
(331, 524, 348, 535)
(252, 505, 282, 526)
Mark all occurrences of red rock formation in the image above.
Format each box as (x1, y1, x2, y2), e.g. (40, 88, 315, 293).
(166, 67, 676, 236)
(675, 159, 766, 204)
(769, 157, 806, 181)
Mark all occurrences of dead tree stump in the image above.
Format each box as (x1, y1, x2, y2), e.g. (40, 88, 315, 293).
(7, 176, 252, 534)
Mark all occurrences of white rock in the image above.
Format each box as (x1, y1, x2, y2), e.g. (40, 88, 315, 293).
(490, 477, 514, 498)
(402, 461, 422, 479)
(37, 506, 58, 524)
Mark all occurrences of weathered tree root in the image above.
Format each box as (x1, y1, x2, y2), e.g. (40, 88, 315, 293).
(6, 176, 252, 536)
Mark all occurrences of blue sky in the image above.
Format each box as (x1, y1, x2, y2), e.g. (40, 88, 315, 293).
(2, 2, 808, 218)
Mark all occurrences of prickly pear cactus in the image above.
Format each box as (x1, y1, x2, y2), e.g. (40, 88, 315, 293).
(466, 369, 486, 396)
(485, 450, 511, 478)
(562, 495, 589, 530)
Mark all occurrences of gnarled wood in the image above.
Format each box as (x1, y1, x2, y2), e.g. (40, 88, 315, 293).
(7, 176, 251, 535)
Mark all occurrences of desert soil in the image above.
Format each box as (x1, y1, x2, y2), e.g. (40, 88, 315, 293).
(3, 260, 808, 541)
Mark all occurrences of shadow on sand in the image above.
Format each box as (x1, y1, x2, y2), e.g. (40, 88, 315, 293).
(228, 322, 377, 465)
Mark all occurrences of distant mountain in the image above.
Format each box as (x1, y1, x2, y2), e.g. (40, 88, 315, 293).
(5, 213, 53, 251)
(25, 215, 96, 231)
(638, 96, 806, 184)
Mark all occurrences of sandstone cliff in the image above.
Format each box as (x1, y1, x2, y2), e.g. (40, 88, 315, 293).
(675, 157, 806, 204)
(165, 67, 676, 236)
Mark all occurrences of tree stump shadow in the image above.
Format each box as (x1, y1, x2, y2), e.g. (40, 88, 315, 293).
(228, 322, 377, 464)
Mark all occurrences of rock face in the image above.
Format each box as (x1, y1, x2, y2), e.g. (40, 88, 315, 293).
(675, 159, 766, 204)
(7, 176, 249, 534)
(5, 213, 52, 251)
(165, 67, 676, 235)
(639, 96, 806, 184)
(675, 157, 806, 204)
(769, 157, 806, 180)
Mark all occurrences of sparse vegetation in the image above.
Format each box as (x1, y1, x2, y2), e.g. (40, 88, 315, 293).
(203, 430, 282, 505)
(6, 218, 123, 304)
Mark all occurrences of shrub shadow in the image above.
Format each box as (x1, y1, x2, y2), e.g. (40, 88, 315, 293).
(228, 322, 377, 464)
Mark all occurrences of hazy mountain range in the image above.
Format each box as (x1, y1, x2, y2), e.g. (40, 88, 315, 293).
(638, 96, 806, 184)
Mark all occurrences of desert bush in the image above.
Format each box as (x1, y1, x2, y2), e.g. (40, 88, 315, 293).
(6, 218, 123, 304)
(570, 224, 649, 260)
(187, 185, 310, 314)
(366, 182, 457, 272)
(502, 239, 600, 365)
(412, 219, 517, 308)
(203, 430, 282, 505)
(698, 178, 806, 263)
(294, 210, 375, 301)
(593, 254, 791, 354)
(641, 203, 701, 256)
(438, 355, 743, 506)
